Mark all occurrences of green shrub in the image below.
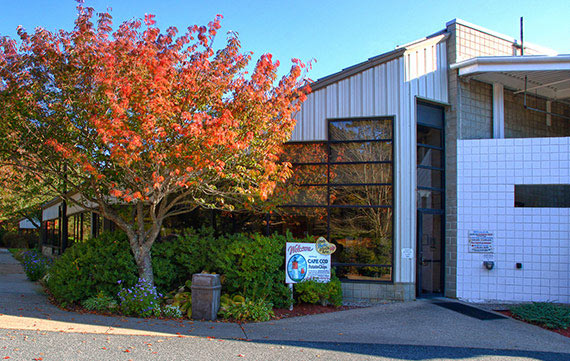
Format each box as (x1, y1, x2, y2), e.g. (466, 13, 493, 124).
(2, 232, 38, 249)
(510, 302, 570, 329)
(21, 249, 53, 281)
(82, 291, 118, 311)
(161, 304, 183, 319)
(118, 278, 162, 318)
(167, 280, 193, 318)
(294, 275, 343, 307)
(212, 232, 294, 308)
(218, 298, 274, 322)
(153, 229, 300, 308)
(46, 232, 138, 304)
(151, 227, 218, 294)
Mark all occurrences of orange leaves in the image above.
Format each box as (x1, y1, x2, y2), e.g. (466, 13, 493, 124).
(1, 4, 311, 233)
(109, 189, 123, 198)
(144, 14, 156, 26)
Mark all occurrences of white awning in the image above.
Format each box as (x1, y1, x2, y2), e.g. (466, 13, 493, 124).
(450, 55, 570, 101)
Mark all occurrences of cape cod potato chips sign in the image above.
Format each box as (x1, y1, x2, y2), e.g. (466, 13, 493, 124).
(285, 238, 334, 284)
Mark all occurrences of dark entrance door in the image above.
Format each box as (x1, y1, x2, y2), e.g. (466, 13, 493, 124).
(417, 211, 444, 295)
(416, 101, 445, 297)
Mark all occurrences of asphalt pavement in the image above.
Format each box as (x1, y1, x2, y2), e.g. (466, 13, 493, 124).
(1, 248, 569, 360)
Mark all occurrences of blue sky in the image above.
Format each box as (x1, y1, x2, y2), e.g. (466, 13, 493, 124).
(1, 0, 569, 81)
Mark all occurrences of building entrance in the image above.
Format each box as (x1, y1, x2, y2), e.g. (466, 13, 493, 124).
(416, 102, 445, 297)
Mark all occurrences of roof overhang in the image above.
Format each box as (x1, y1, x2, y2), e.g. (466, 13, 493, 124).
(450, 55, 570, 101)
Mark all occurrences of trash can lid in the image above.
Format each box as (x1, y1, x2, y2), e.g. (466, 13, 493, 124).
(191, 273, 221, 287)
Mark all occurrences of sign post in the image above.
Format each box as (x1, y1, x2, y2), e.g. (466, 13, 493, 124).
(285, 237, 336, 311)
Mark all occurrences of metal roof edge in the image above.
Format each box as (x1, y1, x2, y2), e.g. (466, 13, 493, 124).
(309, 32, 449, 92)
(450, 54, 570, 70)
(309, 48, 406, 92)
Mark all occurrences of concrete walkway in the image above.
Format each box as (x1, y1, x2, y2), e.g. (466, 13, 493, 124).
(1, 248, 569, 356)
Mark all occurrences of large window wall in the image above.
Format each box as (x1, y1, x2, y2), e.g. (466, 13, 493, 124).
(67, 212, 92, 245)
(277, 117, 394, 281)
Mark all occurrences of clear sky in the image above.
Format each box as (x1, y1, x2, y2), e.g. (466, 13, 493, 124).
(1, 0, 569, 81)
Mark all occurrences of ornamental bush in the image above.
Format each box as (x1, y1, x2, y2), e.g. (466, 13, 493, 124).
(151, 227, 217, 294)
(212, 232, 295, 308)
(82, 291, 118, 312)
(117, 278, 162, 318)
(46, 232, 138, 304)
(47, 226, 331, 311)
(218, 298, 275, 322)
(152, 228, 305, 308)
(294, 274, 343, 307)
(161, 304, 183, 319)
(21, 249, 52, 281)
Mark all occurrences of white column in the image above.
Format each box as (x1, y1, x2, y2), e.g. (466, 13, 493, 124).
(492, 83, 504, 139)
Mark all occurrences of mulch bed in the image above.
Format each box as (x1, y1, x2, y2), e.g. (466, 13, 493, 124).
(496, 310, 570, 338)
(273, 303, 361, 320)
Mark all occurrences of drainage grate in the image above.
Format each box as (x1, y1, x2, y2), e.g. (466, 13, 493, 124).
(433, 302, 507, 320)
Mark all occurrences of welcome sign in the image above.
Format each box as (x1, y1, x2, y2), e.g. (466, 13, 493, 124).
(285, 242, 331, 284)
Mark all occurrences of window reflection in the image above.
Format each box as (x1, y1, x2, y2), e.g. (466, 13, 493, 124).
(278, 117, 394, 281)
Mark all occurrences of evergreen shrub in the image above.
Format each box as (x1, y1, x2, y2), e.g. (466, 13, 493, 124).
(46, 231, 138, 304)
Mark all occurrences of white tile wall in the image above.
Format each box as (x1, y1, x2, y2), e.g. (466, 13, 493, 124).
(457, 137, 570, 303)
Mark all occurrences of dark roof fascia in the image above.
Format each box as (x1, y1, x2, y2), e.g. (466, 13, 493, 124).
(41, 196, 62, 210)
(40, 188, 86, 211)
(309, 48, 406, 92)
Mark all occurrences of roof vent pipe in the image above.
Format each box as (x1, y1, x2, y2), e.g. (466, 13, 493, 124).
(520, 17, 524, 56)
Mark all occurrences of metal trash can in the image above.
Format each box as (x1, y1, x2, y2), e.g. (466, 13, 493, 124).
(191, 273, 221, 320)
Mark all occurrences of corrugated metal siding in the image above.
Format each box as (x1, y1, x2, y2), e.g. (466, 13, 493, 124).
(290, 37, 448, 285)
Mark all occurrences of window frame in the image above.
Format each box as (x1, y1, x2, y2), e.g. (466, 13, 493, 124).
(280, 116, 395, 283)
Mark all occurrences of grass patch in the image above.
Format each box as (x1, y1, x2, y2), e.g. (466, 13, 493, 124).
(510, 302, 570, 329)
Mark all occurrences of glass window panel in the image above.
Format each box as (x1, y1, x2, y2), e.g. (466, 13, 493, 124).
(417, 125, 442, 147)
(515, 184, 570, 207)
(82, 213, 91, 241)
(418, 169, 443, 189)
(330, 163, 392, 185)
(291, 164, 327, 185)
(417, 147, 442, 168)
(329, 119, 392, 141)
(282, 142, 327, 164)
(418, 213, 443, 294)
(214, 211, 266, 235)
(330, 186, 392, 206)
(67, 215, 75, 244)
(282, 186, 328, 206)
(330, 141, 392, 163)
(330, 207, 393, 281)
(273, 207, 327, 239)
(417, 102, 444, 128)
(417, 190, 443, 209)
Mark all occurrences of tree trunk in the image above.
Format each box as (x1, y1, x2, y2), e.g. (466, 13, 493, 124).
(134, 246, 154, 285)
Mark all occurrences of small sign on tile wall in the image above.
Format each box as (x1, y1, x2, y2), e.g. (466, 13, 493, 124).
(468, 231, 494, 253)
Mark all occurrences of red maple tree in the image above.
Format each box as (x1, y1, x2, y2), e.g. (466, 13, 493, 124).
(0, 4, 309, 283)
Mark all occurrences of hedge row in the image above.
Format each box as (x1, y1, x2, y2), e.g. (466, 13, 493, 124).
(47, 228, 314, 308)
